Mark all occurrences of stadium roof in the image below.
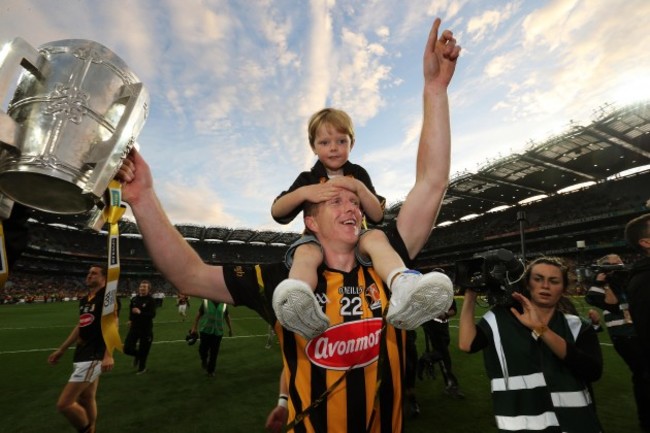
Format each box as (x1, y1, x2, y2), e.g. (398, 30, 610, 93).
(23, 99, 650, 244)
(386, 100, 650, 224)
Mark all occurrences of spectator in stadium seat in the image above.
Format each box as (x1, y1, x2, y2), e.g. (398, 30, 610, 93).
(459, 257, 603, 433)
(117, 18, 459, 433)
(624, 213, 650, 432)
(47, 265, 114, 433)
(123, 280, 156, 375)
(585, 253, 647, 430)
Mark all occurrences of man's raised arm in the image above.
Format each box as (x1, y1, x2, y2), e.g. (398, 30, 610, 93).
(118, 151, 234, 304)
(397, 18, 460, 259)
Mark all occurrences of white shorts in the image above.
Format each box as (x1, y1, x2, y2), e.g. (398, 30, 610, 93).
(178, 304, 187, 314)
(69, 360, 102, 383)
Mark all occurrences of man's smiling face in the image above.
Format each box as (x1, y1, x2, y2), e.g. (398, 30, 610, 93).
(306, 189, 362, 248)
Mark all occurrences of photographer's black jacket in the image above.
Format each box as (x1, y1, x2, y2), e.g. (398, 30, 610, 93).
(627, 256, 650, 365)
(128, 294, 156, 332)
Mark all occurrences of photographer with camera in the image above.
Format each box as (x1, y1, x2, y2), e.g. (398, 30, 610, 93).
(624, 214, 650, 432)
(585, 253, 647, 430)
(584, 254, 632, 329)
(459, 256, 603, 433)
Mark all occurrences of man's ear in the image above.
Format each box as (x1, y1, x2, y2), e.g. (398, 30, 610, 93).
(640, 237, 650, 251)
(304, 215, 318, 233)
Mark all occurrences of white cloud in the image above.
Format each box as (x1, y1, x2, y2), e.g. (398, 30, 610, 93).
(466, 2, 518, 44)
(483, 54, 514, 78)
(331, 28, 391, 124)
(257, 2, 300, 68)
(376, 26, 390, 39)
(298, 0, 334, 121)
(2, 0, 649, 231)
(159, 179, 241, 226)
(510, 0, 650, 122)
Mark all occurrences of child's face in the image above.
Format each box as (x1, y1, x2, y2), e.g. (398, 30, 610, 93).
(313, 122, 353, 172)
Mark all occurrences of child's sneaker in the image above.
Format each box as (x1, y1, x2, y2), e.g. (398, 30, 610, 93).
(386, 270, 453, 329)
(272, 279, 330, 339)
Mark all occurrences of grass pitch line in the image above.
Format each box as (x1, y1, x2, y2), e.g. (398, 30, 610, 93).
(0, 316, 266, 331)
(0, 333, 272, 355)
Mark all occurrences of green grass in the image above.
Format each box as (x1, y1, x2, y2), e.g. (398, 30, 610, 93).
(0, 297, 642, 432)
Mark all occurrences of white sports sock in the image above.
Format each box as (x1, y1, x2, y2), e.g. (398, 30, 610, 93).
(387, 267, 409, 291)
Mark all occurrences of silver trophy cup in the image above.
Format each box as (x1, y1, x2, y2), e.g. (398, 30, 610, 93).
(0, 37, 149, 218)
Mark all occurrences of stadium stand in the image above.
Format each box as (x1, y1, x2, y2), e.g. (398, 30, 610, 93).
(2, 100, 649, 298)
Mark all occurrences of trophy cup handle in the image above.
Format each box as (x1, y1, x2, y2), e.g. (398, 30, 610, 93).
(0, 37, 47, 151)
(0, 194, 14, 220)
(84, 81, 148, 198)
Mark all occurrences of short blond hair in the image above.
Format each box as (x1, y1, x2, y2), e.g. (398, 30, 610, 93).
(307, 108, 355, 149)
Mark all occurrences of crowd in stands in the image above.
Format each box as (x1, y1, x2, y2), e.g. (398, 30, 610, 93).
(429, 174, 646, 248)
(3, 172, 647, 304)
(0, 272, 175, 305)
(2, 252, 643, 303)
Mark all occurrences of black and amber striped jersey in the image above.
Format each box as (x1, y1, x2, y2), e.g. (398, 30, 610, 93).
(224, 224, 410, 433)
(74, 288, 106, 362)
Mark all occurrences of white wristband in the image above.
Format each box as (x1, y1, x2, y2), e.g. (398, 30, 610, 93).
(278, 394, 288, 408)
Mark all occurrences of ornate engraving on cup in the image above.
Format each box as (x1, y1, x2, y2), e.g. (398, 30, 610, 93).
(0, 38, 149, 215)
(43, 84, 90, 124)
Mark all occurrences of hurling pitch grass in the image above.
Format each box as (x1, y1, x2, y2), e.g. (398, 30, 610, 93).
(0, 297, 642, 433)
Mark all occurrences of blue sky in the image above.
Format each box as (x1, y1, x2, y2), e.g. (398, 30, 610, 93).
(1, 0, 649, 232)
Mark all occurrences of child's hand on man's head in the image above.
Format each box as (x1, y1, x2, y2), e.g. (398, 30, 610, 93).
(304, 182, 343, 203)
(327, 176, 359, 193)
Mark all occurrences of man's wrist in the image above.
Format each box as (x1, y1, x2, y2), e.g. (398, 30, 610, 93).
(423, 81, 449, 95)
(278, 394, 288, 408)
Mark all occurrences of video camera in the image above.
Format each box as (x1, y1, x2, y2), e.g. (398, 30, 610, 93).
(577, 263, 629, 293)
(454, 249, 525, 306)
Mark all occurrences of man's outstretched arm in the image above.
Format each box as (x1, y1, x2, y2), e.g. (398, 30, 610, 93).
(397, 18, 460, 259)
(118, 151, 234, 304)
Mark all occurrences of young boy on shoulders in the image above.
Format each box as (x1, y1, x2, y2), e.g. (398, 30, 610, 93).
(271, 107, 452, 339)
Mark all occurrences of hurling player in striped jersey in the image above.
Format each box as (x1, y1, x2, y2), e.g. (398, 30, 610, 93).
(269, 104, 454, 340)
(118, 17, 460, 433)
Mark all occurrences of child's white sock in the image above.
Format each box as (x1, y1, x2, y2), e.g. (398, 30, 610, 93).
(387, 267, 409, 291)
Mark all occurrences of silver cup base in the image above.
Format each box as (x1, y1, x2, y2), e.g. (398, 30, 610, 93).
(0, 172, 95, 214)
